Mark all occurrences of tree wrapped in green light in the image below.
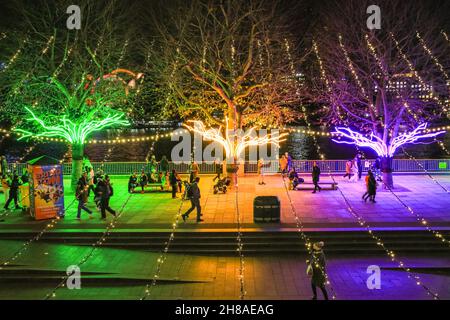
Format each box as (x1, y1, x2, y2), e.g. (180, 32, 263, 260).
(9, 75, 131, 189)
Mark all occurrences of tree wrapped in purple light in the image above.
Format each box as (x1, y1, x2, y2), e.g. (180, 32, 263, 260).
(332, 124, 445, 158)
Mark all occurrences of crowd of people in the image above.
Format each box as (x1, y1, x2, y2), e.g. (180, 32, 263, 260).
(75, 166, 116, 220)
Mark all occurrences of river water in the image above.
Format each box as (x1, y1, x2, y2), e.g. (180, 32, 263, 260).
(2, 126, 449, 163)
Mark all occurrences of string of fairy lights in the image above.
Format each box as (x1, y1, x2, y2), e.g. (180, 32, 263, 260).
(44, 37, 135, 296)
(401, 147, 450, 193)
(140, 47, 209, 300)
(416, 31, 448, 80)
(0, 34, 85, 267)
(140, 191, 185, 300)
(285, 38, 337, 299)
(45, 192, 134, 299)
(345, 34, 450, 250)
(305, 38, 442, 299)
(0, 37, 28, 73)
(234, 165, 246, 300)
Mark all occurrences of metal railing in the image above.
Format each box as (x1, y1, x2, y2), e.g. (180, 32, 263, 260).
(7, 159, 450, 175)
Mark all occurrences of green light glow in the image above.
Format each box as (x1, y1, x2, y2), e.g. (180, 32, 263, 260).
(11, 76, 131, 144)
(15, 107, 129, 144)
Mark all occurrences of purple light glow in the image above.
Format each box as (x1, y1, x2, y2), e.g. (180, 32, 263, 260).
(331, 123, 445, 157)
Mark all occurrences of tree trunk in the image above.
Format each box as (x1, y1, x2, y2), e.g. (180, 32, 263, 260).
(71, 143, 84, 192)
(381, 156, 394, 189)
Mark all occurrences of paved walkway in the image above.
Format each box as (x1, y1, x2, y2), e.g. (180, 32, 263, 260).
(0, 240, 449, 300)
(1, 173, 449, 230)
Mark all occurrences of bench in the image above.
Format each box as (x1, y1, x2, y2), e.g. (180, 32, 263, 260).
(290, 181, 338, 191)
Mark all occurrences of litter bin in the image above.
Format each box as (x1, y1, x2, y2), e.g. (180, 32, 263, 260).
(253, 196, 280, 222)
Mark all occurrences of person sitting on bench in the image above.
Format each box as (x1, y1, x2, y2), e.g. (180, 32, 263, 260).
(289, 167, 304, 190)
(139, 171, 148, 194)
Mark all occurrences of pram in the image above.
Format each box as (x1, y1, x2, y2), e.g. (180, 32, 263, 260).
(213, 176, 231, 194)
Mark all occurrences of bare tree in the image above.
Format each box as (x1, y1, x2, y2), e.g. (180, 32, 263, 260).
(307, 0, 449, 187)
(144, 0, 306, 133)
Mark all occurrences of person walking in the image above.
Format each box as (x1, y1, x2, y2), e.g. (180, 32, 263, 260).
(367, 171, 377, 202)
(373, 157, 382, 182)
(188, 160, 200, 183)
(0, 156, 8, 178)
(160, 156, 169, 177)
(279, 155, 288, 177)
(169, 169, 180, 199)
(96, 175, 116, 219)
(75, 175, 93, 220)
(307, 241, 329, 300)
(343, 159, 352, 179)
(284, 152, 292, 171)
(4, 172, 21, 210)
(349, 159, 359, 183)
(312, 162, 322, 193)
(355, 153, 363, 180)
(257, 158, 266, 185)
(182, 177, 203, 223)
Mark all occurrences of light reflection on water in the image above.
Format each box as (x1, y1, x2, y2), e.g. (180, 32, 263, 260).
(2, 127, 449, 162)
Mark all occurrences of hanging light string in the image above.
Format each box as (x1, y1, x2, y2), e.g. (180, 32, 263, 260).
(291, 40, 441, 300)
(233, 164, 246, 300)
(338, 34, 377, 116)
(380, 173, 450, 248)
(312, 40, 345, 123)
(389, 32, 447, 112)
(0, 174, 77, 269)
(285, 38, 337, 299)
(416, 31, 448, 80)
(315, 140, 441, 299)
(342, 35, 450, 249)
(45, 192, 134, 299)
(280, 174, 337, 299)
(0, 150, 77, 264)
(434, 138, 450, 156)
(401, 147, 450, 193)
(0, 37, 28, 73)
(140, 187, 186, 300)
(441, 30, 450, 43)
(365, 35, 420, 122)
(140, 46, 200, 300)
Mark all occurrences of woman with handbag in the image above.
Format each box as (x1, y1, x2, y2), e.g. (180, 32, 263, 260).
(306, 241, 329, 300)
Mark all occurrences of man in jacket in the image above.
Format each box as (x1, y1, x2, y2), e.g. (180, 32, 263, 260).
(96, 175, 116, 219)
(4, 172, 21, 210)
(76, 173, 93, 220)
(182, 177, 203, 223)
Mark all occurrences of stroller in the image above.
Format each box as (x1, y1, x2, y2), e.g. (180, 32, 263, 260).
(213, 176, 231, 194)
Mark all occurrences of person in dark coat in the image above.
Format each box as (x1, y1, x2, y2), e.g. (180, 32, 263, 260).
(75, 175, 93, 220)
(307, 241, 329, 300)
(182, 177, 203, 223)
(160, 156, 169, 176)
(355, 153, 363, 180)
(169, 169, 180, 199)
(128, 172, 138, 193)
(96, 175, 116, 219)
(139, 171, 148, 194)
(4, 172, 21, 210)
(367, 171, 377, 202)
(312, 162, 322, 193)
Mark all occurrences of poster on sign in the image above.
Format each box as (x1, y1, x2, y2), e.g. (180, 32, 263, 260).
(29, 164, 64, 220)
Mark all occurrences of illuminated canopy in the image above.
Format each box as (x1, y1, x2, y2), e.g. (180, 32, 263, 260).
(184, 118, 287, 159)
(332, 123, 445, 157)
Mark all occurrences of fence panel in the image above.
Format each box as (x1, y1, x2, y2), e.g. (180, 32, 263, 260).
(5, 159, 450, 176)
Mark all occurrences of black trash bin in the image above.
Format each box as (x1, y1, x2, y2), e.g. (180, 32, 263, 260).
(253, 196, 280, 222)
